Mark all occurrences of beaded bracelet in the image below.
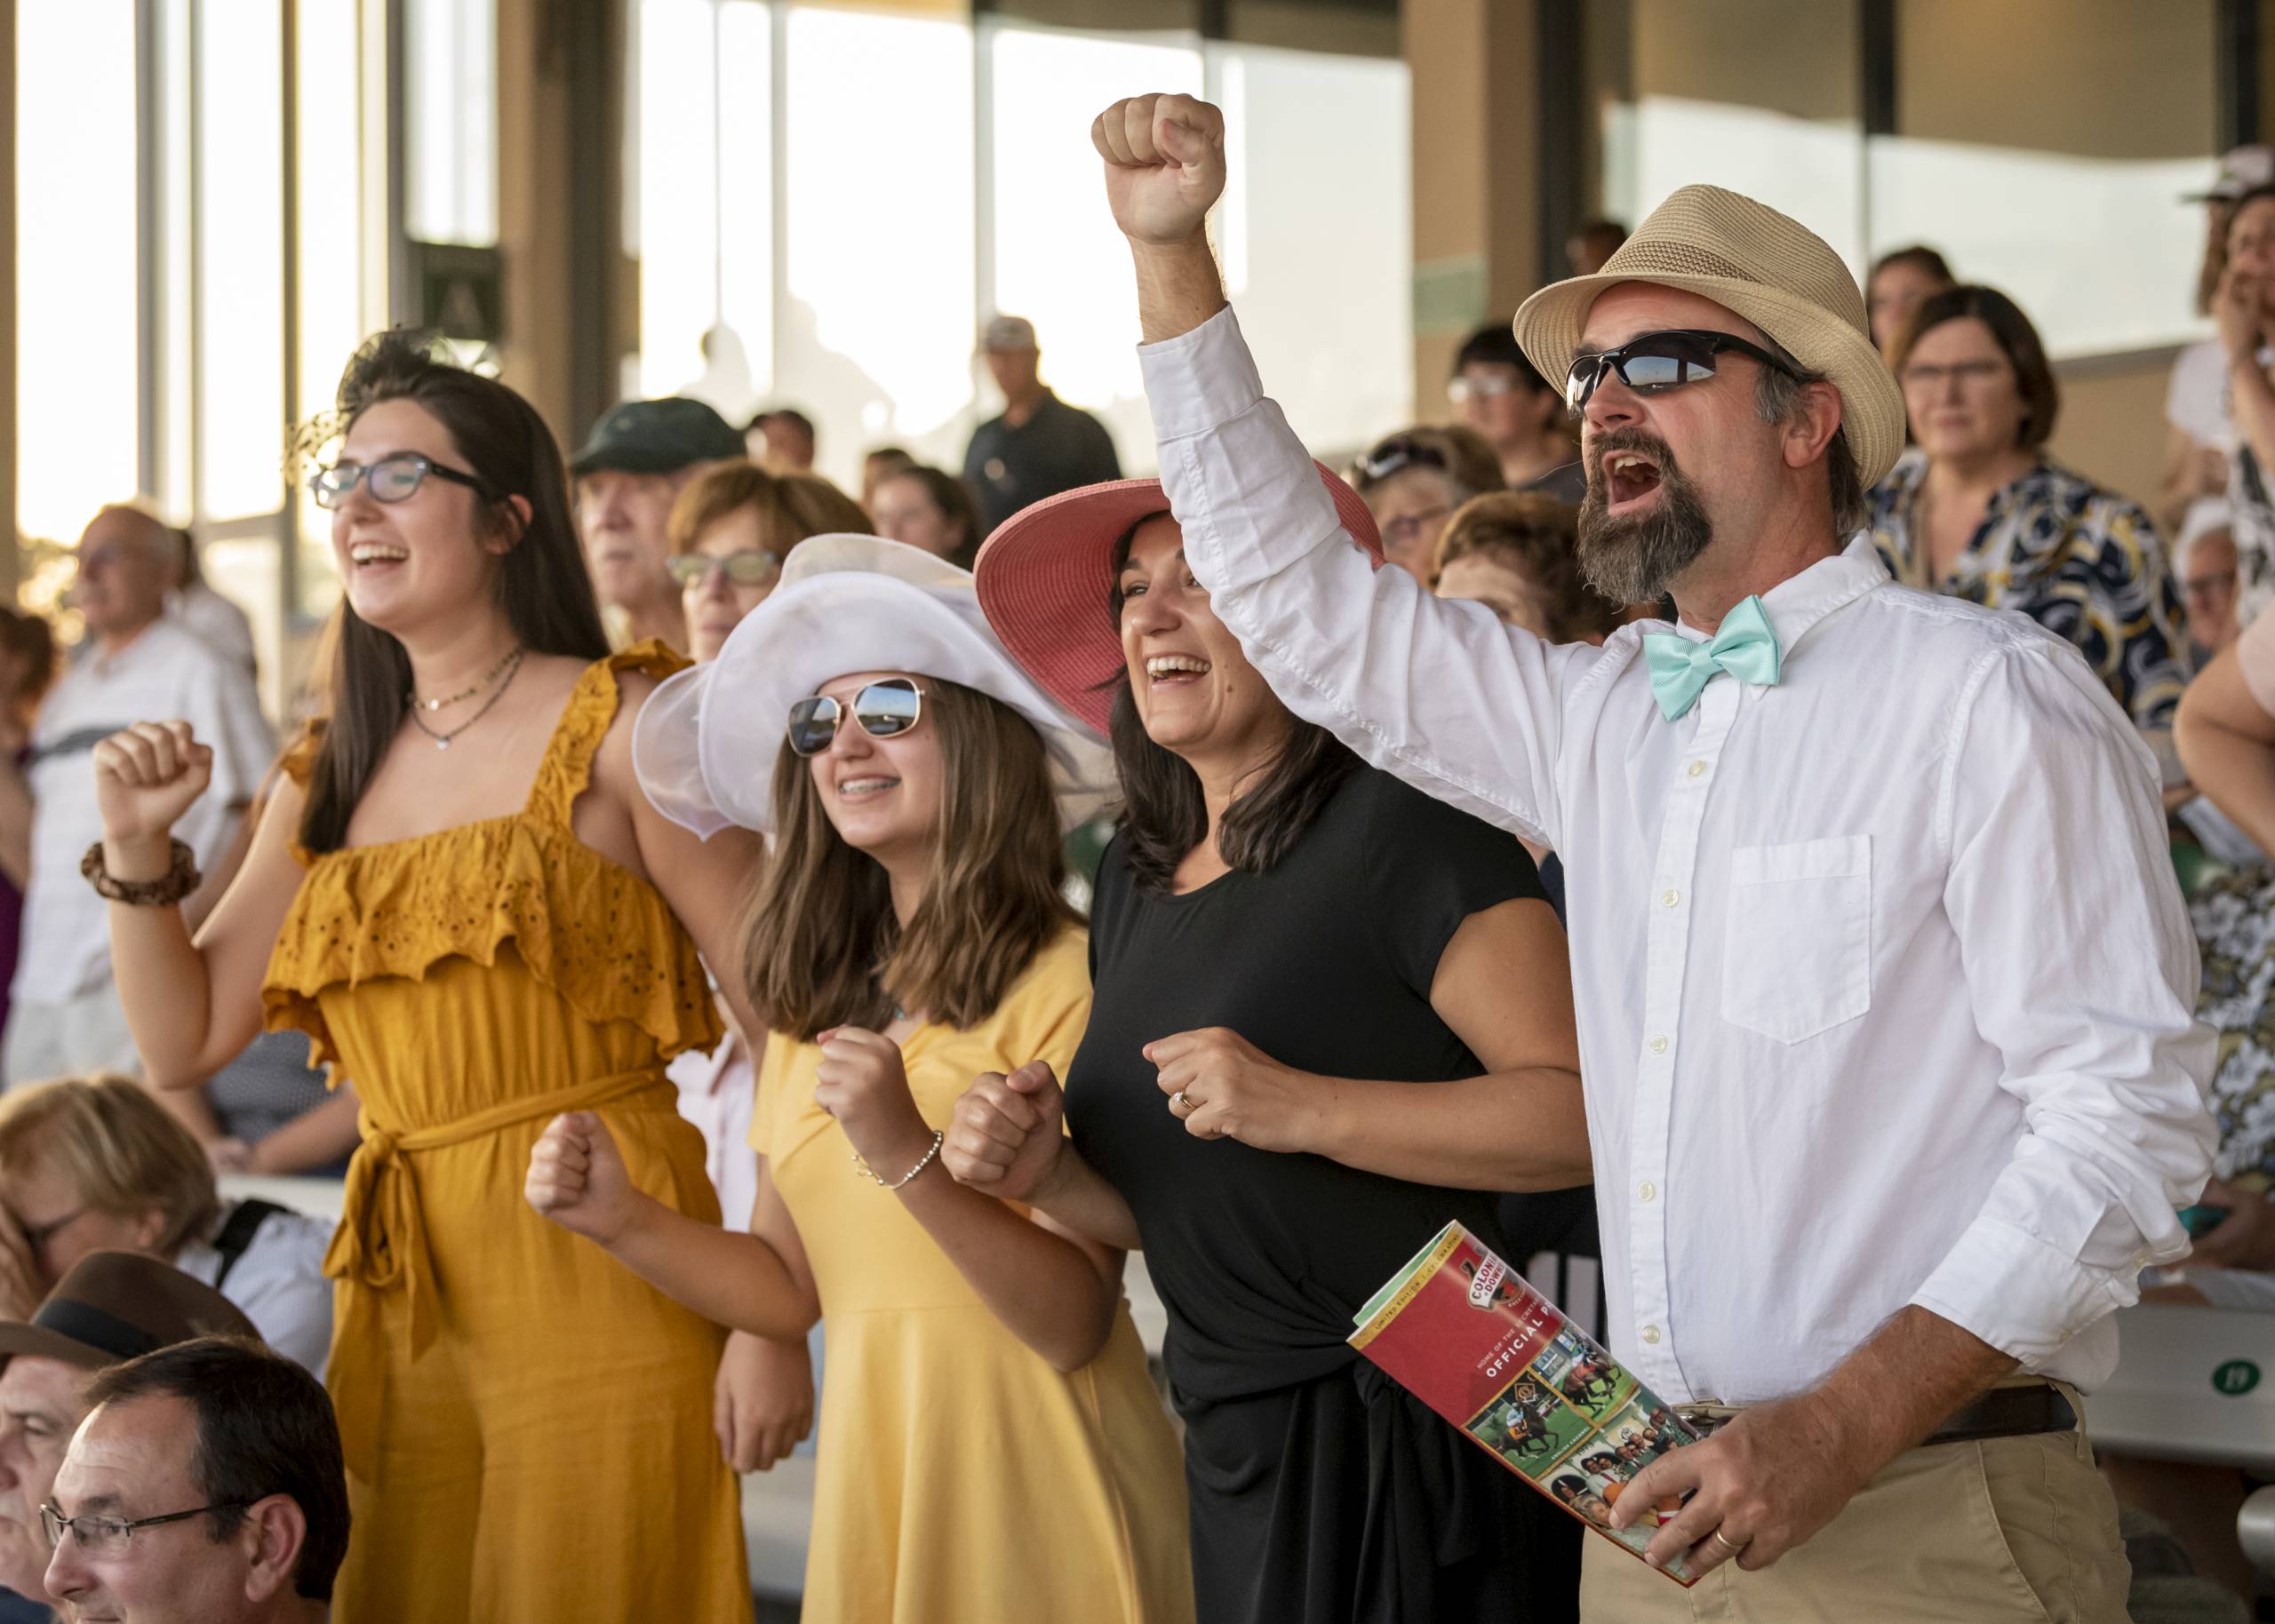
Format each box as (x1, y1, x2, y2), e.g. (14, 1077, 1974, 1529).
(851, 1130, 944, 1191)
(80, 839, 202, 907)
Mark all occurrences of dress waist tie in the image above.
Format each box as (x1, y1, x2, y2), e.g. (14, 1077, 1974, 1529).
(322, 1065, 671, 1479)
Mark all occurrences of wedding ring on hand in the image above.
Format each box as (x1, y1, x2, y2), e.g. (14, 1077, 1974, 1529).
(1711, 1528, 1746, 1556)
(1170, 1090, 1192, 1113)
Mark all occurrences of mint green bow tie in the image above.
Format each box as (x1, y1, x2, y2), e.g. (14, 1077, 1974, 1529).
(1644, 595, 1783, 720)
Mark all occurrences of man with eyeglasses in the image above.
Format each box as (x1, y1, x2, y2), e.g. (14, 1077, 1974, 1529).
(1093, 92, 2212, 1621)
(1449, 323, 1588, 501)
(5, 506, 270, 1091)
(0, 1252, 257, 1622)
(42, 1336, 344, 1623)
(568, 395, 746, 657)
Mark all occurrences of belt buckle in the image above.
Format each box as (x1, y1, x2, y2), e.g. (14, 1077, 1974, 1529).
(1674, 1402, 1734, 1439)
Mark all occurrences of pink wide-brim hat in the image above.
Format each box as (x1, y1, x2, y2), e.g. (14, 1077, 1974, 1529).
(973, 465, 1383, 734)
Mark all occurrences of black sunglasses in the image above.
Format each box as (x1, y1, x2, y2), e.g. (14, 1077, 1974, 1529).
(786, 678, 925, 757)
(1563, 329, 1800, 412)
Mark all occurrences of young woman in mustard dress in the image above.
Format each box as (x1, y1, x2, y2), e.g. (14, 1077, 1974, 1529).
(89, 335, 763, 1621)
(525, 536, 1193, 1623)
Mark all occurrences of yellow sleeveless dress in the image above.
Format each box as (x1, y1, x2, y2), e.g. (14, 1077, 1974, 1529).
(263, 646, 753, 1623)
(754, 927, 1193, 1623)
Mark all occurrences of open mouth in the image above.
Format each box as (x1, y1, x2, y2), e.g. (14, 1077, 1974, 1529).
(835, 774, 899, 801)
(1144, 652, 1212, 688)
(1603, 450, 1664, 510)
(347, 541, 410, 570)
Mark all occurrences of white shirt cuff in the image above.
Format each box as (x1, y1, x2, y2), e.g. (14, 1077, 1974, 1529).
(1138, 305, 1263, 443)
(1909, 1215, 2132, 1367)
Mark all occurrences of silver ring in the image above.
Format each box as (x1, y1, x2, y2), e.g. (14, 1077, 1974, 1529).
(1171, 1090, 1191, 1112)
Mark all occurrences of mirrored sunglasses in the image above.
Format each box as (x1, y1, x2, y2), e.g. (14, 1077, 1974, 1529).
(786, 678, 924, 757)
(1563, 329, 1800, 412)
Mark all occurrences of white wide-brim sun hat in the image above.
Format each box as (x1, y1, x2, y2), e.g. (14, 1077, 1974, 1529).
(633, 533, 1115, 838)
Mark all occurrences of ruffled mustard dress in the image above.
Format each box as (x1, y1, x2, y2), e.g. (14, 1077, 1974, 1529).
(754, 926, 1193, 1623)
(262, 647, 752, 1623)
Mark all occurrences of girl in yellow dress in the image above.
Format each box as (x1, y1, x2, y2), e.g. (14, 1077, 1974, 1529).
(526, 536, 1193, 1623)
(88, 335, 763, 1621)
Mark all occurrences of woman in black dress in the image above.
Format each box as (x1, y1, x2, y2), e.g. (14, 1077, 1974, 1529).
(958, 469, 1592, 1624)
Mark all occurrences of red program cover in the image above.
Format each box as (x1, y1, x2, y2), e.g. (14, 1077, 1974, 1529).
(1350, 1221, 1703, 1585)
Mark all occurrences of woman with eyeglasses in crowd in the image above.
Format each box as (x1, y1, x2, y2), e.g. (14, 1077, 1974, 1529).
(1866, 284, 2188, 754)
(524, 535, 1193, 1624)
(1348, 424, 1505, 578)
(955, 471, 1592, 1623)
(83, 332, 768, 1621)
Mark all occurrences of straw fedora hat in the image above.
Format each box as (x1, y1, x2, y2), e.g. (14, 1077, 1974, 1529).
(632, 533, 1113, 837)
(1513, 184, 1905, 490)
(974, 466, 1382, 736)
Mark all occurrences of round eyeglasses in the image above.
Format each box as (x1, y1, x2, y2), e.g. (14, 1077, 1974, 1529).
(786, 678, 924, 757)
(311, 453, 497, 511)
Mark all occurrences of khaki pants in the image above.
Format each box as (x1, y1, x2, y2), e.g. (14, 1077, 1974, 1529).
(1581, 1421, 2130, 1623)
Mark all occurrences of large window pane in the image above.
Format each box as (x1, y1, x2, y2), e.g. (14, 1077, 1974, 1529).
(294, 0, 370, 631)
(989, 25, 1203, 473)
(782, 5, 973, 486)
(635, 0, 728, 399)
(715, 2, 775, 411)
(406, 0, 499, 247)
(16, 4, 140, 546)
(1592, 0, 1865, 272)
(1211, 42, 1411, 455)
(197, 2, 287, 521)
(1872, 0, 2215, 357)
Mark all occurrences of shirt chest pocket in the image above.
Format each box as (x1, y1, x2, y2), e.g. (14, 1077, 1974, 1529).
(1720, 835, 1872, 1044)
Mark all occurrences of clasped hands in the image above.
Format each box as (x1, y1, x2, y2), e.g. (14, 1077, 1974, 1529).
(945, 1026, 1323, 1201)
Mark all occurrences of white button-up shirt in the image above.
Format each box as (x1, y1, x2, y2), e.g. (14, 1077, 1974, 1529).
(1143, 306, 2215, 1404)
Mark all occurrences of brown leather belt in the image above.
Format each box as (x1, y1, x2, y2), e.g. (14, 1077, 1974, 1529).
(1680, 1380, 2076, 1447)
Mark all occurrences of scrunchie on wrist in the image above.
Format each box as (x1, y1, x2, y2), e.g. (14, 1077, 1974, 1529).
(81, 838, 201, 907)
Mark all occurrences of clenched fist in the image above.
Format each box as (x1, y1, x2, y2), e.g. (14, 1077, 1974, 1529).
(812, 1027, 934, 1177)
(944, 1061, 1067, 1202)
(92, 721, 212, 847)
(525, 1111, 643, 1246)
(1092, 93, 1226, 247)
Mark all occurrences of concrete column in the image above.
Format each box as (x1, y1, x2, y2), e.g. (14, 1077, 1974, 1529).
(495, 0, 631, 451)
(1403, 0, 1545, 422)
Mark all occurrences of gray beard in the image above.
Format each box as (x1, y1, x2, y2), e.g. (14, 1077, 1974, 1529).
(1576, 463, 1715, 605)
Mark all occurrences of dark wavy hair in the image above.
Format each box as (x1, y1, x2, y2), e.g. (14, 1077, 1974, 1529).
(291, 332, 609, 851)
(1106, 514, 1358, 896)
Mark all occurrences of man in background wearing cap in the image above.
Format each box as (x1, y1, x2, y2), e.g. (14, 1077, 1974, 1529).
(0, 1252, 257, 1620)
(1091, 92, 2212, 1620)
(962, 315, 1122, 536)
(569, 396, 746, 655)
(2160, 145, 2275, 537)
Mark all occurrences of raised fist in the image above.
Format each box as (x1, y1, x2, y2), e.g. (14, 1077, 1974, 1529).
(92, 721, 213, 845)
(525, 1111, 641, 1246)
(1092, 93, 1227, 247)
(944, 1060, 1066, 1202)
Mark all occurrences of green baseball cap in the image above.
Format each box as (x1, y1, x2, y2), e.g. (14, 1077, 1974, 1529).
(570, 396, 745, 477)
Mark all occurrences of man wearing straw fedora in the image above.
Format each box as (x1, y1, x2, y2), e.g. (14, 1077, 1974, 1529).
(1087, 94, 2215, 1620)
